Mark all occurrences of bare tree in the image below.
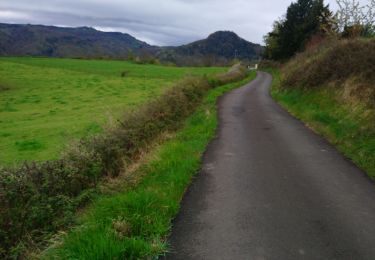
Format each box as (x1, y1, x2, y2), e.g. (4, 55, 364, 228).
(364, 0, 375, 26)
(335, 0, 375, 34)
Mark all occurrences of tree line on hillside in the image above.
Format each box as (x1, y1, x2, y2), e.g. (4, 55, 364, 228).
(263, 0, 375, 61)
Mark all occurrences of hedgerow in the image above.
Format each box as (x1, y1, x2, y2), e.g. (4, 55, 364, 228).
(0, 64, 247, 258)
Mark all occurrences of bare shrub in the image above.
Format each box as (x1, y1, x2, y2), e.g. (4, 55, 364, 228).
(335, 0, 375, 37)
(258, 60, 282, 69)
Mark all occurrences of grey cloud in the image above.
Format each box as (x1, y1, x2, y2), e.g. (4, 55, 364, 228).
(0, 0, 352, 46)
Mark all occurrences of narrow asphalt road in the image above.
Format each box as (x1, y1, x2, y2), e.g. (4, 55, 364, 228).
(166, 72, 375, 260)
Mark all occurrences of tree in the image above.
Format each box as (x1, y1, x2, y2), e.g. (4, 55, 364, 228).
(263, 20, 284, 60)
(335, 0, 375, 37)
(263, 0, 333, 60)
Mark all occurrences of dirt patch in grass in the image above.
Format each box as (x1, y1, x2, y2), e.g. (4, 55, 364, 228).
(0, 84, 11, 91)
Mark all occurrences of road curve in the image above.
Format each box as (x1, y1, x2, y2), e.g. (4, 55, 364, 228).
(165, 72, 375, 260)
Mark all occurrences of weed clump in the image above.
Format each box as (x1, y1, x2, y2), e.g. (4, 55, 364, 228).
(120, 70, 129, 77)
(258, 60, 281, 69)
(0, 84, 10, 91)
(112, 217, 132, 239)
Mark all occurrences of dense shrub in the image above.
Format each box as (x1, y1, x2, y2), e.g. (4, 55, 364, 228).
(208, 63, 248, 87)
(281, 38, 375, 108)
(258, 60, 281, 70)
(0, 64, 247, 258)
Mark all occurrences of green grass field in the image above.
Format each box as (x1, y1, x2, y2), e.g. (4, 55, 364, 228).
(0, 57, 225, 165)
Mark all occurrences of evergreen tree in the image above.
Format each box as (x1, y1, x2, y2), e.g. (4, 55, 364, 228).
(264, 0, 332, 60)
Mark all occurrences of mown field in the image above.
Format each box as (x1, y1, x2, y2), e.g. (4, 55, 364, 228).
(0, 57, 225, 165)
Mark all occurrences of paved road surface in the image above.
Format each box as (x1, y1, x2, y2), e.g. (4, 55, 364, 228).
(166, 72, 375, 260)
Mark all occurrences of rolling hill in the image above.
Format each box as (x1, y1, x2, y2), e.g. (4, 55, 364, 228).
(0, 23, 263, 64)
(0, 23, 155, 58)
(158, 31, 263, 65)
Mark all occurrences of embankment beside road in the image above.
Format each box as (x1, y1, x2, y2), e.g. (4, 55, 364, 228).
(264, 38, 375, 179)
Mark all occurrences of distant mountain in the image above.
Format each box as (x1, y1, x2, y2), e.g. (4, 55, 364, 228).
(0, 23, 263, 65)
(0, 23, 156, 58)
(157, 31, 263, 66)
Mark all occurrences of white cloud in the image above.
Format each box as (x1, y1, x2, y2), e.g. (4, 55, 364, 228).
(0, 10, 31, 21)
(0, 0, 370, 46)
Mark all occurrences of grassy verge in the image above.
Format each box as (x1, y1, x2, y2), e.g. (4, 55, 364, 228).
(267, 68, 375, 178)
(42, 73, 255, 259)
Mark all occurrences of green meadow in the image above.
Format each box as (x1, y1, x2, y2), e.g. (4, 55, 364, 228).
(0, 57, 225, 165)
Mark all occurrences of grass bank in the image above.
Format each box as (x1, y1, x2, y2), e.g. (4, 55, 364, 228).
(42, 73, 256, 259)
(268, 68, 374, 178)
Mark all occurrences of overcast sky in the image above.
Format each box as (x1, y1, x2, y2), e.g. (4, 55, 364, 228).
(0, 0, 360, 46)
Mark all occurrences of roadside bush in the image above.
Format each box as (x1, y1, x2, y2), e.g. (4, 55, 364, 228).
(210, 63, 248, 86)
(258, 60, 281, 69)
(0, 159, 100, 258)
(0, 64, 248, 258)
(281, 38, 375, 108)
